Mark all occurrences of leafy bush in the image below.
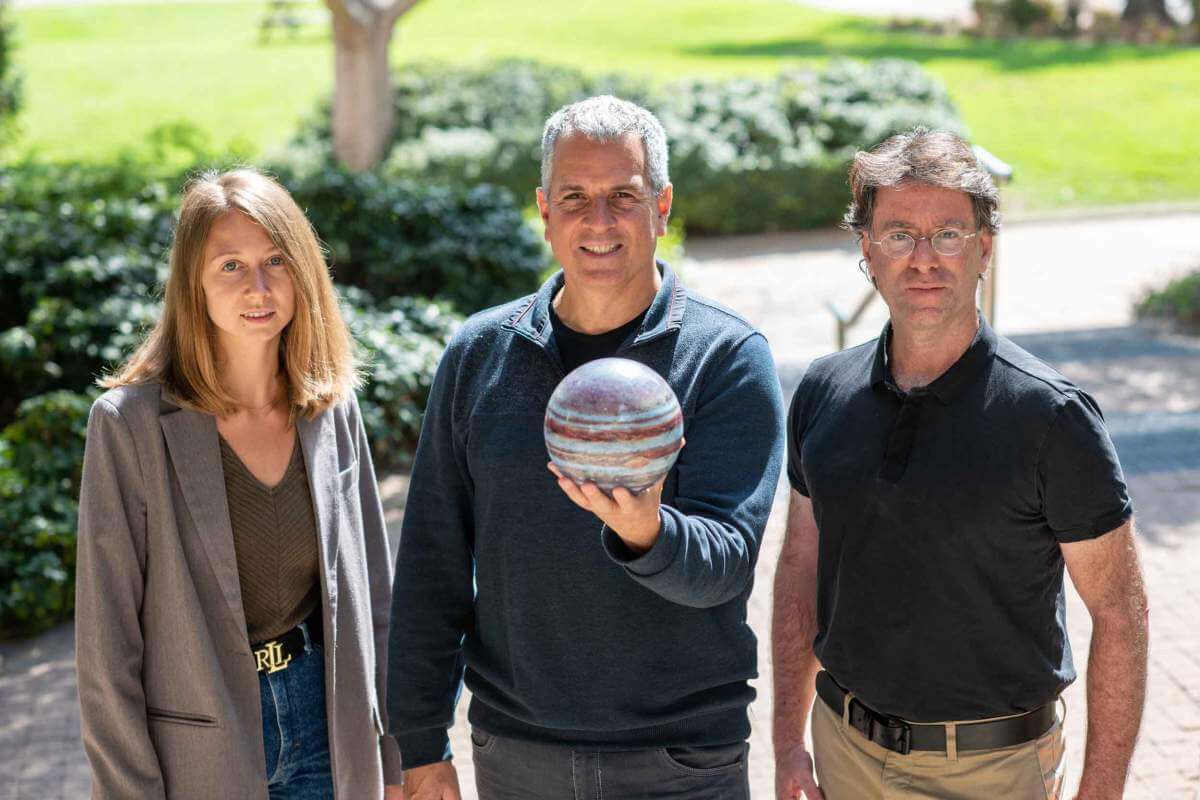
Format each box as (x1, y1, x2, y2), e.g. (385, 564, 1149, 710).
(298, 58, 964, 234)
(0, 3, 21, 142)
(659, 60, 964, 233)
(0, 149, 555, 630)
(277, 166, 548, 311)
(1136, 270, 1200, 333)
(0, 391, 92, 636)
(340, 287, 461, 470)
(0, 157, 542, 419)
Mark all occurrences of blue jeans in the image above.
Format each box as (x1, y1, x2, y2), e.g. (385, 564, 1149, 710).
(258, 623, 334, 799)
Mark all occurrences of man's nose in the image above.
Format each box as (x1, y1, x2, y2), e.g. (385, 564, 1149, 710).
(583, 198, 617, 228)
(910, 237, 939, 270)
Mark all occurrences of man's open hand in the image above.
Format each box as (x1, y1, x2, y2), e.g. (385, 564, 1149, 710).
(548, 463, 665, 554)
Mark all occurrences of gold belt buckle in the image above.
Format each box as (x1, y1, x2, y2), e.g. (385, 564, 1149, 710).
(254, 640, 293, 674)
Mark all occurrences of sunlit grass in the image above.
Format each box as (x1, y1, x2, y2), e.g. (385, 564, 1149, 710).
(10, 0, 1200, 210)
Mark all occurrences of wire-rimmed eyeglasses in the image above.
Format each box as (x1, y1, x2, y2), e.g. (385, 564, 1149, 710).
(868, 229, 980, 260)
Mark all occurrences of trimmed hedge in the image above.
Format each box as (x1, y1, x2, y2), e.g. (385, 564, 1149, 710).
(0, 153, 552, 632)
(1136, 270, 1200, 333)
(0, 391, 91, 636)
(298, 58, 965, 234)
(274, 166, 547, 311)
(0, 3, 20, 142)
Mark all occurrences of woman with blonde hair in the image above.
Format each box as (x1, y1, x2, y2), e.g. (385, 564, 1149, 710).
(75, 168, 404, 799)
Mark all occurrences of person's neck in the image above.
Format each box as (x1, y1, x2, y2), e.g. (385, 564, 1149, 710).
(216, 337, 284, 415)
(889, 312, 979, 393)
(553, 266, 660, 335)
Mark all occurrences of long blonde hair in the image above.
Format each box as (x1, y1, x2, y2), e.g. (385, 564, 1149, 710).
(103, 168, 359, 419)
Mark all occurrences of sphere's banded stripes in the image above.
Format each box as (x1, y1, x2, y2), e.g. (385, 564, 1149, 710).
(545, 439, 684, 467)
(543, 357, 684, 491)
(544, 413, 683, 443)
(544, 400, 681, 426)
(546, 426, 682, 457)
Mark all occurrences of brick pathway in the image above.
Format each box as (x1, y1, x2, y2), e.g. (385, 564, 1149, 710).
(2, 210, 1198, 798)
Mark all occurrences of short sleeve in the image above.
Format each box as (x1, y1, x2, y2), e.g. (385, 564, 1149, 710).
(1038, 392, 1132, 542)
(786, 374, 812, 496)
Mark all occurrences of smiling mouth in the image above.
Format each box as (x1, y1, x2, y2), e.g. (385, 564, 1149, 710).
(580, 243, 622, 256)
(242, 309, 276, 320)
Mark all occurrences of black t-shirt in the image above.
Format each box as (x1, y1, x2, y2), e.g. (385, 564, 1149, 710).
(550, 305, 648, 374)
(787, 319, 1132, 722)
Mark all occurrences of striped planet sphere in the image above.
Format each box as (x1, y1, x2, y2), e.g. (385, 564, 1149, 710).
(544, 357, 684, 493)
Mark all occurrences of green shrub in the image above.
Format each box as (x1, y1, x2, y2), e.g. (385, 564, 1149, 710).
(0, 152, 540, 630)
(340, 287, 461, 470)
(972, 0, 1059, 37)
(1136, 270, 1200, 332)
(0, 3, 21, 143)
(276, 165, 548, 311)
(0, 158, 544, 425)
(298, 58, 965, 235)
(0, 391, 92, 636)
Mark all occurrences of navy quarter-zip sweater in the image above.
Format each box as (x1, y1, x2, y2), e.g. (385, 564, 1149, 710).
(386, 263, 785, 768)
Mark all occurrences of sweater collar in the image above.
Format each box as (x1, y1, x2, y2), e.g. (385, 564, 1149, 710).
(502, 259, 686, 348)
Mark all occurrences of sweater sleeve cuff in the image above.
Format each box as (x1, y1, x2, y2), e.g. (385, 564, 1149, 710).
(379, 734, 404, 783)
(601, 507, 681, 577)
(392, 728, 452, 770)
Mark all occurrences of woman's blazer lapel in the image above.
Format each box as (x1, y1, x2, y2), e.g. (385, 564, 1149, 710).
(297, 411, 341, 650)
(158, 399, 250, 644)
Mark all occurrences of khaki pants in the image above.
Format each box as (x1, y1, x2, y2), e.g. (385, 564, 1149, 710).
(812, 694, 1066, 800)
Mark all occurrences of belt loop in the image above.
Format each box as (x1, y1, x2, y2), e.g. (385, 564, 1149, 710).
(842, 692, 856, 731)
(945, 723, 958, 761)
(300, 621, 313, 654)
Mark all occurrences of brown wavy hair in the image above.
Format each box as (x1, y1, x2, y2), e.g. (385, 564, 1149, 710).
(843, 128, 1001, 243)
(102, 168, 359, 420)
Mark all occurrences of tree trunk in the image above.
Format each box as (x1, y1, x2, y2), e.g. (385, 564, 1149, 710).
(1121, 0, 1176, 25)
(325, 0, 420, 171)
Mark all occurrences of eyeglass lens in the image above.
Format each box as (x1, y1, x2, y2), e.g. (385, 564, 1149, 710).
(879, 231, 971, 259)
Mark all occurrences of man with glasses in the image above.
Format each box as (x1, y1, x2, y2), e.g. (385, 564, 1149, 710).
(771, 129, 1149, 799)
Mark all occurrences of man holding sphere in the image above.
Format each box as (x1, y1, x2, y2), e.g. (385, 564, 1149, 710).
(387, 96, 785, 800)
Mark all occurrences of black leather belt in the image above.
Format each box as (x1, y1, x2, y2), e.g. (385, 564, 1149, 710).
(251, 613, 323, 675)
(816, 671, 1057, 755)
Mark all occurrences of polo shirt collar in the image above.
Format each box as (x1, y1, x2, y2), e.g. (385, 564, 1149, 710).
(870, 315, 998, 403)
(502, 259, 686, 347)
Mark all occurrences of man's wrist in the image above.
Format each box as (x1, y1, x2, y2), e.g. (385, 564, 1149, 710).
(612, 508, 663, 553)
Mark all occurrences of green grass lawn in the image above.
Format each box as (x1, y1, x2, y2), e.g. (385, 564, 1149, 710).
(10, 0, 1200, 212)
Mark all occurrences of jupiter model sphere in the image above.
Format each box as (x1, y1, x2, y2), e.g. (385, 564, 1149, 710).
(544, 357, 685, 493)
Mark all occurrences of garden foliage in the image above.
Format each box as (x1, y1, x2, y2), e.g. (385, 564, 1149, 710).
(1136, 270, 1200, 333)
(298, 58, 965, 234)
(0, 3, 21, 142)
(0, 156, 546, 633)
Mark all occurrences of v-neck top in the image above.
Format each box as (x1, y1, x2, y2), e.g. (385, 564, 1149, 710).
(219, 435, 321, 644)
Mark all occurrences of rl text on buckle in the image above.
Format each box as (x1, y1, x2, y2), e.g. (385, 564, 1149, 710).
(254, 641, 292, 674)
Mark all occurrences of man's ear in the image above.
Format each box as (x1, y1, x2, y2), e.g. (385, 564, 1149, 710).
(655, 184, 673, 236)
(978, 228, 994, 271)
(536, 187, 551, 241)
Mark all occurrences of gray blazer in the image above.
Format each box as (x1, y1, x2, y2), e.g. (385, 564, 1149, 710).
(75, 383, 402, 799)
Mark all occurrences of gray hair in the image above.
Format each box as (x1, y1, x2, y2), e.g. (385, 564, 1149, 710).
(540, 95, 670, 195)
(843, 128, 1001, 242)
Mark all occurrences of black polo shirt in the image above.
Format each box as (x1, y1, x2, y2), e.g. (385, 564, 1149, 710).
(787, 319, 1132, 722)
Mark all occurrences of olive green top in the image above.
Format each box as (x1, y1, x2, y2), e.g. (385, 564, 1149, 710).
(219, 435, 321, 644)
